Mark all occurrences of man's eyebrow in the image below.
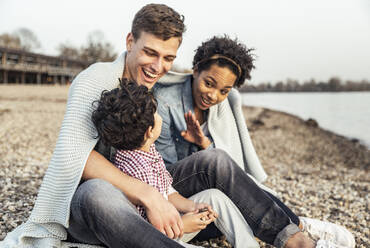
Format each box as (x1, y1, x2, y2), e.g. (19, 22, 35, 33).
(143, 46, 158, 54)
(143, 46, 176, 59)
(165, 54, 177, 59)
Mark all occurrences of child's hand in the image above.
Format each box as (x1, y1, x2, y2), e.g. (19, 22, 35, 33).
(194, 202, 218, 221)
(181, 211, 214, 233)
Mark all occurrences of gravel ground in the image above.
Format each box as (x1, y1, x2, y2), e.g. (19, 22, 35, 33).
(0, 85, 369, 247)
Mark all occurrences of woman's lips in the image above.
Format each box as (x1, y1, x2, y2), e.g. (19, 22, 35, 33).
(200, 96, 212, 108)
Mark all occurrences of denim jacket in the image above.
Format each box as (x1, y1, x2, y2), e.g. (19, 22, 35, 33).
(154, 72, 267, 183)
(153, 75, 215, 165)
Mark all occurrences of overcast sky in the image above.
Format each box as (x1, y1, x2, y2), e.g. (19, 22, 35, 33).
(0, 0, 369, 84)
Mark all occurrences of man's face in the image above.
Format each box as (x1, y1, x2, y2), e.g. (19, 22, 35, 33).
(124, 31, 181, 89)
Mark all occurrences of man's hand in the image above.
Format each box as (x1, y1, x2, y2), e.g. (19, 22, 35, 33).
(181, 111, 211, 149)
(84, 151, 184, 239)
(144, 189, 184, 239)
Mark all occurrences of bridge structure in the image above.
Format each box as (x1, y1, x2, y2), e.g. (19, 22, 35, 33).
(0, 46, 89, 84)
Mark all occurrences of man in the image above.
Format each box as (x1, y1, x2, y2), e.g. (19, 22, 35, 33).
(0, 4, 335, 248)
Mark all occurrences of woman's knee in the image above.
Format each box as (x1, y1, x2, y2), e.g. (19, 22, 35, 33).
(197, 149, 234, 171)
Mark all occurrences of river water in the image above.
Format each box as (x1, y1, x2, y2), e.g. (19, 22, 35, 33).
(241, 92, 370, 148)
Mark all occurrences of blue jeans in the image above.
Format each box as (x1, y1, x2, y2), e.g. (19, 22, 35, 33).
(68, 149, 300, 247)
(166, 149, 300, 247)
(67, 179, 186, 248)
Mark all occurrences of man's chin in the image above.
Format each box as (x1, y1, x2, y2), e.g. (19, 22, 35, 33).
(139, 80, 157, 89)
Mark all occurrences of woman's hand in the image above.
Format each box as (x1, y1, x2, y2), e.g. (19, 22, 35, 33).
(181, 211, 215, 233)
(181, 111, 211, 149)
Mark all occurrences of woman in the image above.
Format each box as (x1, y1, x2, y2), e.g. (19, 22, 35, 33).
(153, 36, 355, 248)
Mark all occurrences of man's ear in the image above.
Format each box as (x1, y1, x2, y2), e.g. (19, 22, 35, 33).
(193, 68, 199, 78)
(126, 33, 134, 52)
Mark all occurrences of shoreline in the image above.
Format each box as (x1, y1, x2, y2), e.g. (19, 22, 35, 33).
(242, 105, 370, 150)
(0, 85, 369, 247)
(240, 91, 370, 150)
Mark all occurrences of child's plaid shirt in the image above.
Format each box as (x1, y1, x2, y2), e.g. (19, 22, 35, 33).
(114, 144, 174, 220)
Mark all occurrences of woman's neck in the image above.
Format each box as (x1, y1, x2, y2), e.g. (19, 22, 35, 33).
(193, 106, 205, 125)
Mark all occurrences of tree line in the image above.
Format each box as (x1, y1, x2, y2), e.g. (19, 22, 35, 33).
(239, 78, 370, 92)
(0, 28, 117, 64)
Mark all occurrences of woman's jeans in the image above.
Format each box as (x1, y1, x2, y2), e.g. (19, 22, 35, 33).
(68, 148, 300, 248)
(166, 149, 300, 247)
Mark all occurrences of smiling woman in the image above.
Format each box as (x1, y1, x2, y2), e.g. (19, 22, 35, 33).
(153, 35, 356, 248)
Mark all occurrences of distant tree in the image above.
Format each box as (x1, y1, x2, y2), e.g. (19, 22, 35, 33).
(328, 77, 342, 91)
(301, 79, 317, 92)
(79, 30, 117, 63)
(13, 28, 41, 52)
(0, 33, 21, 49)
(57, 42, 80, 60)
(274, 81, 284, 92)
(285, 78, 299, 92)
(57, 30, 117, 63)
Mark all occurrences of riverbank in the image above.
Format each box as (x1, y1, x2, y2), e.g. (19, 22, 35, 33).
(0, 85, 369, 247)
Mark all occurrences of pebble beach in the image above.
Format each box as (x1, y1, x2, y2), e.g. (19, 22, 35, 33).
(0, 85, 369, 247)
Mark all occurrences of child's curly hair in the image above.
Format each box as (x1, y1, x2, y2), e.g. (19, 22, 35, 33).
(92, 78, 157, 150)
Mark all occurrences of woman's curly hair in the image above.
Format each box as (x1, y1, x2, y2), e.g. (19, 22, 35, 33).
(92, 79, 157, 150)
(192, 35, 255, 88)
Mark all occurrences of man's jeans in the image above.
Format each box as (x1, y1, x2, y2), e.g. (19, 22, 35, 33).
(167, 149, 300, 247)
(67, 181, 258, 248)
(67, 179, 185, 248)
(68, 149, 300, 247)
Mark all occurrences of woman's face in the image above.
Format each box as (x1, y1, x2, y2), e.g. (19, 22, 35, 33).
(192, 64, 237, 110)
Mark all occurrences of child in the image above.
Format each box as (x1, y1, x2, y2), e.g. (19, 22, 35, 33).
(91, 79, 218, 246)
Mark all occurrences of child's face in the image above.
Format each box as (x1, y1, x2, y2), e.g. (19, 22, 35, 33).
(151, 111, 163, 141)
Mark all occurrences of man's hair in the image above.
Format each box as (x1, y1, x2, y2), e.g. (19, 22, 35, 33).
(92, 79, 157, 150)
(192, 35, 255, 88)
(131, 3, 186, 41)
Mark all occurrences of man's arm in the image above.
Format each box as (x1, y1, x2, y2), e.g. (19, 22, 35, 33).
(83, 150, 184, 239)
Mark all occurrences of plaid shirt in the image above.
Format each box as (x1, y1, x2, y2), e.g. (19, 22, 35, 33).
(114, 144, 173, 220)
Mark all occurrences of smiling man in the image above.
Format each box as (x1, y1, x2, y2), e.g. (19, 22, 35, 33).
(1, 4, 189, 248)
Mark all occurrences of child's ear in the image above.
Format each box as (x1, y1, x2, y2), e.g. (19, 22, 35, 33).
(145, 126, 154, 139)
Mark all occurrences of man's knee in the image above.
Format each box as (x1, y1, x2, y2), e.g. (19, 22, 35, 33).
(73, 179, 133, 211)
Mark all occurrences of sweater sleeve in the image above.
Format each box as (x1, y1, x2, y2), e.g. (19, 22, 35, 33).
(29, 64, 111, 226)
(228, 89, 267, 182)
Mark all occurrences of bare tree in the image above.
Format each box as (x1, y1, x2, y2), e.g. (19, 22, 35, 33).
(79, 30, 117, 63)
(13, 28, 41, 52)
(57, 42, 80, 60)
(0, 33, 21, 49)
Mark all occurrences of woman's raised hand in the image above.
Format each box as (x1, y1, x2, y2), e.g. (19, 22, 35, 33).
(181, 111, 211, 149)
